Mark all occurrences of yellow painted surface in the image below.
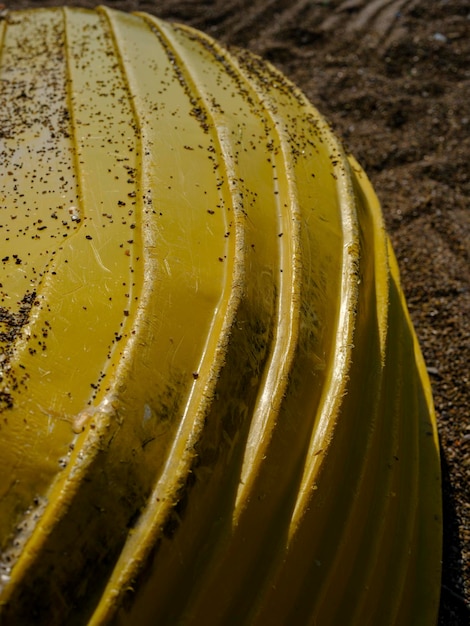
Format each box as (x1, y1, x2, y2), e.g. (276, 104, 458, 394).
(0, 7, 441, 625)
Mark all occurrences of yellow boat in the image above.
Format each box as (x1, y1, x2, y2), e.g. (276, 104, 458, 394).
(0, 6, 441, 625)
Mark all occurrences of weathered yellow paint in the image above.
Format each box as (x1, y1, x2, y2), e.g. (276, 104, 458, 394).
(0, 6, 441, 625)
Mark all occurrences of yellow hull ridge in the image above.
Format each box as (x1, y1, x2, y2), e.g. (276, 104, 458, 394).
(0, 7, 441, 625)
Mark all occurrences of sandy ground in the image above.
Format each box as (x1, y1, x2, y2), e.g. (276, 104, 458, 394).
(6, 1, 470, 623)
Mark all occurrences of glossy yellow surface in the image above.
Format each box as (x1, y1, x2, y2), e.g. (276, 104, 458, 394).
(0, 6, 441, 625)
